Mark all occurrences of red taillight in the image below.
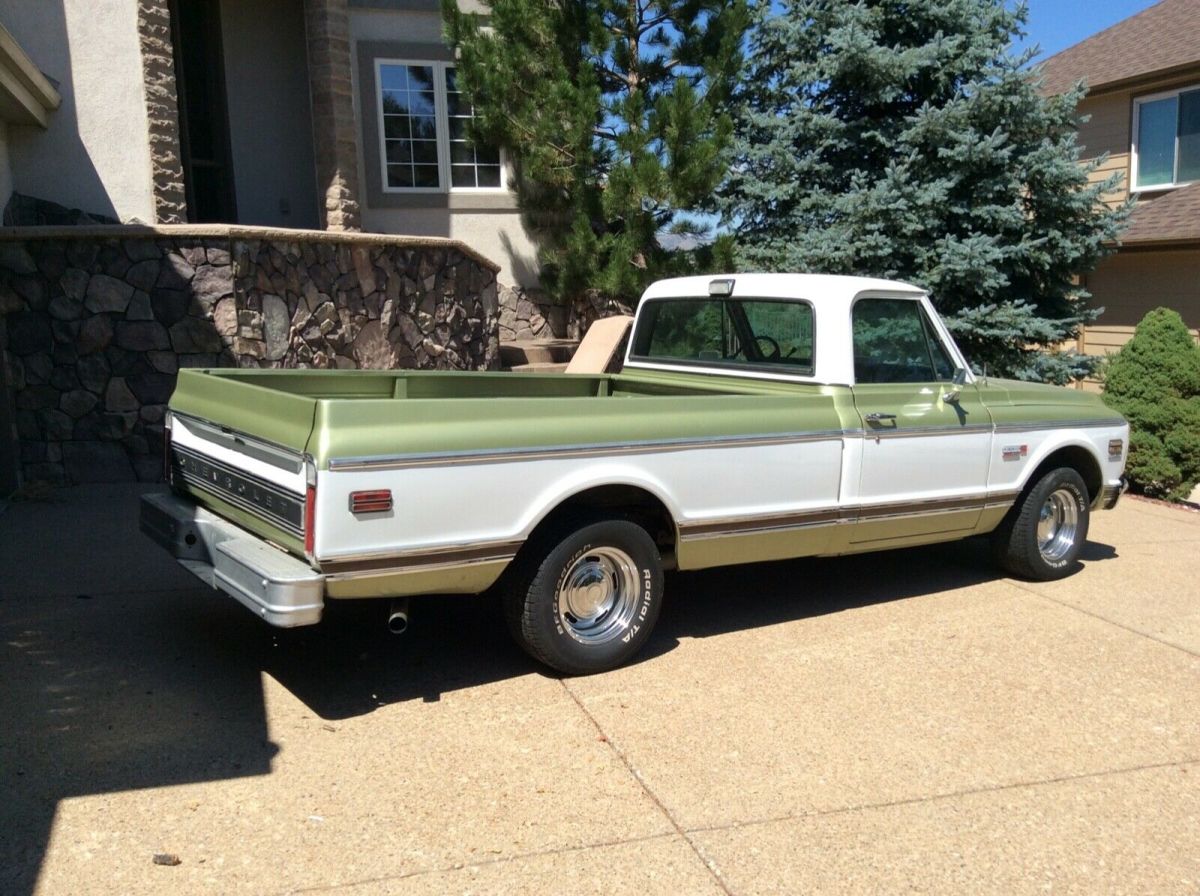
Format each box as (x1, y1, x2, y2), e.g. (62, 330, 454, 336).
(304, 484, 316, 555)
(349, 489, 393, 514)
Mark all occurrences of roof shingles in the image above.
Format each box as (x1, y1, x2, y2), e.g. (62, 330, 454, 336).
(1122, 183, 1200, 244)
(1038, 0, 1200, 95)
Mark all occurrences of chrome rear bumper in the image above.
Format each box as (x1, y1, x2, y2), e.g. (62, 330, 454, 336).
(140, 491, 324, 627)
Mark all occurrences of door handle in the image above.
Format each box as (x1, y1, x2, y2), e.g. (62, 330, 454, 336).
(864, 412, 897, 423)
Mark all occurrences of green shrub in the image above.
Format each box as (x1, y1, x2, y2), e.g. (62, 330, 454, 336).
(1102, 308, 1200, 501)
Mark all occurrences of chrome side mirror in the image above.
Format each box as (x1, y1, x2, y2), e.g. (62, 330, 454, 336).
(943, 367, 968, 403)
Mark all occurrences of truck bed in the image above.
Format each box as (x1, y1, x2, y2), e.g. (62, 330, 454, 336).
(165, 367, 846, 564)
(185, 368, 785, 401)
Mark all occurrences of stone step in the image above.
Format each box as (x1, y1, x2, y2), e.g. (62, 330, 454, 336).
(509, 361, 570, 374)
(499, 338, 579, 368)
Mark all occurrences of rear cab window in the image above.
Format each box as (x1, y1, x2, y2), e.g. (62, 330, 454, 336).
(629, 297, 816, 375)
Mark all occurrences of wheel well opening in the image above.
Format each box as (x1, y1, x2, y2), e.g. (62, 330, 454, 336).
(527, 485, 677, 555)
(1030, 445, 1102, 502)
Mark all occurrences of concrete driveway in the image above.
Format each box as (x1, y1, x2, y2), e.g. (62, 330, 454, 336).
(2, 485, 1198, 895)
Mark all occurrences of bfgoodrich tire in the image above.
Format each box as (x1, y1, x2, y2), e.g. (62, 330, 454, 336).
(991, 467, 1090, 581)
(505, 518, 664, 675)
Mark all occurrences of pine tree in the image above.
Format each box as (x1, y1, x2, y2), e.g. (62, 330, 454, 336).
(444, 0, 749, 303)
(720, 0, 1128, 383)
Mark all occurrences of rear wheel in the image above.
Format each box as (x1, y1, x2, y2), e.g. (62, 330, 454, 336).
(991, 467, 1090, 581)
(504, 518, 663, 675)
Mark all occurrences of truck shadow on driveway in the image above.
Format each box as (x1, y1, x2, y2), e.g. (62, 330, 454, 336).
(644, 536, 1118, 655)
(0, 484, 1118, 894)
(263, 535, 1119, 714)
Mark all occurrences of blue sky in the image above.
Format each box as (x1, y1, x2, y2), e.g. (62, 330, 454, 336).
(1019, 0, 1159, 60)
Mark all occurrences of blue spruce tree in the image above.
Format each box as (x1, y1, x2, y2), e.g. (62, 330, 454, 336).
(721, 0, 1127, 382)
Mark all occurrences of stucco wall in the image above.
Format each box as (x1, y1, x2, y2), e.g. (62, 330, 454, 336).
(0, 0, 156, 222)
(219, 0, 321, 230)
(348, 6, 541, 288)
(360, 207, 541, 289)
(348, 7, 443, 42)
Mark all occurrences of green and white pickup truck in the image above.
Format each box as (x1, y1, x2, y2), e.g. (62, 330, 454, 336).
(141, 273, 1128, 674)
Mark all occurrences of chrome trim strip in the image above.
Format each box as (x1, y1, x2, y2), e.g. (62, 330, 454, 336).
(323, 553, 517, 582)
(320, 540, 524, 580)
(865, 423, 993, 439)
(173, 411, 306, 474)
(328, 429, 851, 471)
(678, 492, 1020, 541)
(621, 359, 830, 385)
(679, 507, 845, 539)
(992, 418, 1125, 434)
(320, 538, 526, 566)
(328, 419, 1123, 473)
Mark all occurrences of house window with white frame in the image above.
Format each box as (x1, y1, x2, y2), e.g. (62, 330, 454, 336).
(376, 60, 503, 193)
(1133, 85, 1200, 190)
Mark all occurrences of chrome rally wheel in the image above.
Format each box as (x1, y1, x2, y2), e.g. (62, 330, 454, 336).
(991, 467, 1089, 581)
(1037, 488, 1081, 563)
(556, 547, 642, 645)
(504, 518, 664, 675)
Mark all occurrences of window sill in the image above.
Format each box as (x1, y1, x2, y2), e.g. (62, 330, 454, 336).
(1130, 180, 1196, 194)
(367, 191, 520, 211)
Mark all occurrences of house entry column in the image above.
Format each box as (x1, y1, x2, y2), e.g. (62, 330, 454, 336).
(303, 0, 362, 231)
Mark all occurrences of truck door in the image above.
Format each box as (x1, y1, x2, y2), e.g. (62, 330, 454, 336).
(849, 296, 991, 542)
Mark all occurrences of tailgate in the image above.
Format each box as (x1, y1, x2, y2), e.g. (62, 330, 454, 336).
(166, 370, 319, 557)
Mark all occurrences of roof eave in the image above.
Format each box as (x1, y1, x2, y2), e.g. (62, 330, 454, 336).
(0, 21, 61, 128)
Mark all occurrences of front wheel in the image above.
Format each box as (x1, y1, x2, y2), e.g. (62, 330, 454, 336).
(991, 467, 1090, 580)
(504, 518, 664, 675)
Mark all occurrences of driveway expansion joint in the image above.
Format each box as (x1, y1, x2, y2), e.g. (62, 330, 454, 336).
(276, 831, 681, 896)
(559, 679, 737, 896)
(1011, 581, 1200, 659)
(680, 757, 1200, 838)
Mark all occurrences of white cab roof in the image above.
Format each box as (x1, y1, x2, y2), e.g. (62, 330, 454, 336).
(628, 273, 961, 386)
(640, 273, 926, 305)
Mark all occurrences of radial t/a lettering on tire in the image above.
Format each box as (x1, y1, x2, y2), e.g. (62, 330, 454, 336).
(991, 467, 1090, 581)
(504, 517, 664, 675)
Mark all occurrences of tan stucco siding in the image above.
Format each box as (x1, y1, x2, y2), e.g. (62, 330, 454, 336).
(1076, 91, 1131, 206)
(0, 0, 156, 222)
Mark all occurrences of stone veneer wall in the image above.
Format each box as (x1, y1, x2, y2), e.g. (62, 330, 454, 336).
(0, 226, 500, 485)
(498, 286, 633, 343)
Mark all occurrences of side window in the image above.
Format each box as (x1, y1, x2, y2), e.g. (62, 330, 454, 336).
(853, 298, 955, 384)
(920, 308, 956, 381)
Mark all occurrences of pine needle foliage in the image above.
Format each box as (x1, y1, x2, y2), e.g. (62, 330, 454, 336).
(1102, 308, 1200, 501)
(444, 0, 749, 304)
(720, 0, 1129, 383)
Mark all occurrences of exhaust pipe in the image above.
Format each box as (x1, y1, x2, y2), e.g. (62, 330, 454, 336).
(387, 598, 410, 635)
